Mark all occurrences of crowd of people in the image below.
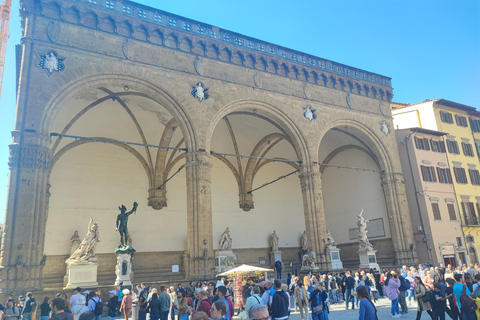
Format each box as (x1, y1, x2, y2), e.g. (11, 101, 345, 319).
(4, 263, 480, 320)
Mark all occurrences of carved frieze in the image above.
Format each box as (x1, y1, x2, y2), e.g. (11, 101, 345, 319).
(8, 145, 51, 171)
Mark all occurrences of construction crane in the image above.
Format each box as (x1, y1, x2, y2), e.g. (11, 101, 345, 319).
(0, 0, 12, 101)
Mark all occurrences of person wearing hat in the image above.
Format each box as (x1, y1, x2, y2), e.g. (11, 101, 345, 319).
(71, 297, 88, 320)
(70, 288, 84, 309)
(4, 299, 20, 320)
(105, 291, 118, 320)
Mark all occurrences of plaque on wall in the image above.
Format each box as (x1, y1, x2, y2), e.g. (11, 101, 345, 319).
(172, 265, 179, 273)
(259, 257, 265, 265)
(349, 218, 385, 240)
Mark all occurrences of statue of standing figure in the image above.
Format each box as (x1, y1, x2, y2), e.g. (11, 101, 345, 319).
(357, 209, 373, 251)
(270, 230, 279, 252)
(219, 227, 232, 250)
(300, 231, 308, 252)
(70, 231, 81, 255)
(67, 218, 100, 263)
(116, 202, 138, 248)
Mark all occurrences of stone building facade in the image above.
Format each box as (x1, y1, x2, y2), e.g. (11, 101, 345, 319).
(1, 0, 416, 294)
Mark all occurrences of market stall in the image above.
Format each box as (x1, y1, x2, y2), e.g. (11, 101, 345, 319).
(216, 264, 274, 313)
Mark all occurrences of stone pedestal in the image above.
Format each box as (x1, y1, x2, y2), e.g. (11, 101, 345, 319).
(115, 253, 134, 286)
(216, 250, 236, 273)
(329, 246, 343, 270)
(270, 250, 282, 266)
(358, 249, 380, 270)
(64, 263, 99, 289)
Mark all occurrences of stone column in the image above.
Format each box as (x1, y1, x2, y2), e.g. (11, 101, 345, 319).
(299, 163, 331, 270)
(0, 132, 51, 296)
(381, 172, 418, 265)
(184, 152, 214, 278)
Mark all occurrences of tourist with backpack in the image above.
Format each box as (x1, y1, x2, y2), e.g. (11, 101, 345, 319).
(3, 299, 20, 320)
(48, 298, 73, 320)
(398, 273, 410, 314)
(87, 292, 102, 320)
(21, 292, 37, 320)
(452, 273, 476, 320)
(414, 276, 433, 320)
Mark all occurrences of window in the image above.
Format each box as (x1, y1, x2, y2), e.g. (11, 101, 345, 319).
(462, 142, 474, 157)
(454, 167, 468, 184)
(462, 202, 478, 225)
(455, 115, 468, 127)
(420, 165, 437, 182)
(430, 139, 446, 153)
(466, 236, 474, 243)
(447, 203, 457, 220)
(440, 111, 453, 123)
(437, 168, 453, 184)
(432, 203, 441, 220)
(469, 169, 480, 185)
(414, 137, 430, 150)
(447, 140, 460, 154)
(471, 118, 480, 133)
(476, 141, 480, 157)
(457, 237, 463, 247)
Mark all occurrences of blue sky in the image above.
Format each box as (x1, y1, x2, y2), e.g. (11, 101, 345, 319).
(0, 0, 479, 222)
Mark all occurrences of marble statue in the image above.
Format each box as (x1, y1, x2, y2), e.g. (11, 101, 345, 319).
(357, 209, 374, 251)
(116, 202, 138, 248)
(219, 227, 232, 250)
(67, 218, 100, 263)
(326, 230, 336, 247)
(220, 253, 236, 271)
(302, 251, 318, 269)
(270, 230, 279, 252)
(70, 230, 81, 255)
(300, 230, 308, 252)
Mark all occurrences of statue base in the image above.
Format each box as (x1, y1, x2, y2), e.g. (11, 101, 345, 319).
(329, 246, 343, 270)
(115, 252, 134, 286)
(64, 262, 99, 289)
(216, 250, 236, 273)
(270, 250, 282, 267)
(115, 245, 136, 255)
(358, 249, 380, 270)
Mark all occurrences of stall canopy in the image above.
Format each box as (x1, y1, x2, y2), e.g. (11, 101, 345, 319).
(216, 264, 274, 277)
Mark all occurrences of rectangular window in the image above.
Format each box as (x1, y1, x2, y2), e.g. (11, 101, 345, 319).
(440, 111, 453, 123)
(462, 202, 478, 225)
(447, 140, 460, 154)
(430, 139, 446, 153)
(437, 167, 453, 184)
(471, 119, 480, 133)
(457, 237, 463, 247)
(432, 203, 441, 220)
(420, 165, 437, 182)
(455, 115, 468, 127)
(454, 167, 468, 184)
(476, 141, 480, 157)
(414, 137, 430, 150)
(462, 142, 474, 157)
(469, 169, 480, 185)
(447, 203, 457, 220)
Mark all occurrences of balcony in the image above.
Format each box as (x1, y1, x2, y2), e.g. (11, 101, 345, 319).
(462, 215, 480, 226)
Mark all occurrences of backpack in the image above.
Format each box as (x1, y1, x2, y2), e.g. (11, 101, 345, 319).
(54, 312, 71, 320)
(23, 299, 36, 314)
(90, 298, 103, 316)
(459, 285, 477, 312)
(400, 277, 410, 291)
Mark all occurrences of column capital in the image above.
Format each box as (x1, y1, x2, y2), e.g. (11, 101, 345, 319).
(8, 144, 51, 172)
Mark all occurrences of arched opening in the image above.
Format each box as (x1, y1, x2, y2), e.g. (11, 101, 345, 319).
(469, 246, 478, 265)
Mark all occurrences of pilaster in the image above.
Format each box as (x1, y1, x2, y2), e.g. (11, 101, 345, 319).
(299, 163, 331, 270)
(185, 152, 214, 278)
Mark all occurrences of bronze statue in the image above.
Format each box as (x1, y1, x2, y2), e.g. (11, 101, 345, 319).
(116, 202, 138, 248)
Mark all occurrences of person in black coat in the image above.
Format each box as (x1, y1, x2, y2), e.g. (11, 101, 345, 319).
(275, 260, 282, 280)
(270, 280, 288, 320)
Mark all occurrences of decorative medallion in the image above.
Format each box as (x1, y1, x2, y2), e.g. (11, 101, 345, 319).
(346, 93, 352, 109)
(38, 51, 65, 76)
(303, 105, 317, 121)
(46, 21, 61, 43)
(194, 56, 204, 75)
(379, 100, 389, 116)
(380, 120, 390, 136)
(191, 83, 209, 102)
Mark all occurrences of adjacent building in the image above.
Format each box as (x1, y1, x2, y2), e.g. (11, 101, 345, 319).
(393, 99, 480, 265)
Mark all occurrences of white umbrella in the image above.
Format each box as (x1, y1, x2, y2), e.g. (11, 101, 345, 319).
(216, 264, 274, 277)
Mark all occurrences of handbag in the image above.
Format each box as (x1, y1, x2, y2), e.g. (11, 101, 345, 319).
(421, 289, 432, 302)
(313, 304, 323, 314)
(460, 285, 477, 312)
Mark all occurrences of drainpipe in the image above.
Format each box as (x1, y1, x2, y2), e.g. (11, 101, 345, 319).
(404, 130, 432, 264)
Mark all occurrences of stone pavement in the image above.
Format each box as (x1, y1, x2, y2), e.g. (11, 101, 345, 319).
(232, 297, 421, 320)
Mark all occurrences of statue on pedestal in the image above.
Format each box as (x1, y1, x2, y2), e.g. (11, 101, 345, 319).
(301, 251, 318, 269)
(326, 230, 336, 247)
(357, 209, 374, 251)
(270, 230, 279, 252)
(116, 202, 138, 249)
(70, 231, 81, 256)
(66, 218, 100, 264)
(300, 231, 308, 252)
(219, 227, 232, 250)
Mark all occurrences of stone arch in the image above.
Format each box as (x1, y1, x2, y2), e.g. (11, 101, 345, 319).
(469, 245, 478, 264)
